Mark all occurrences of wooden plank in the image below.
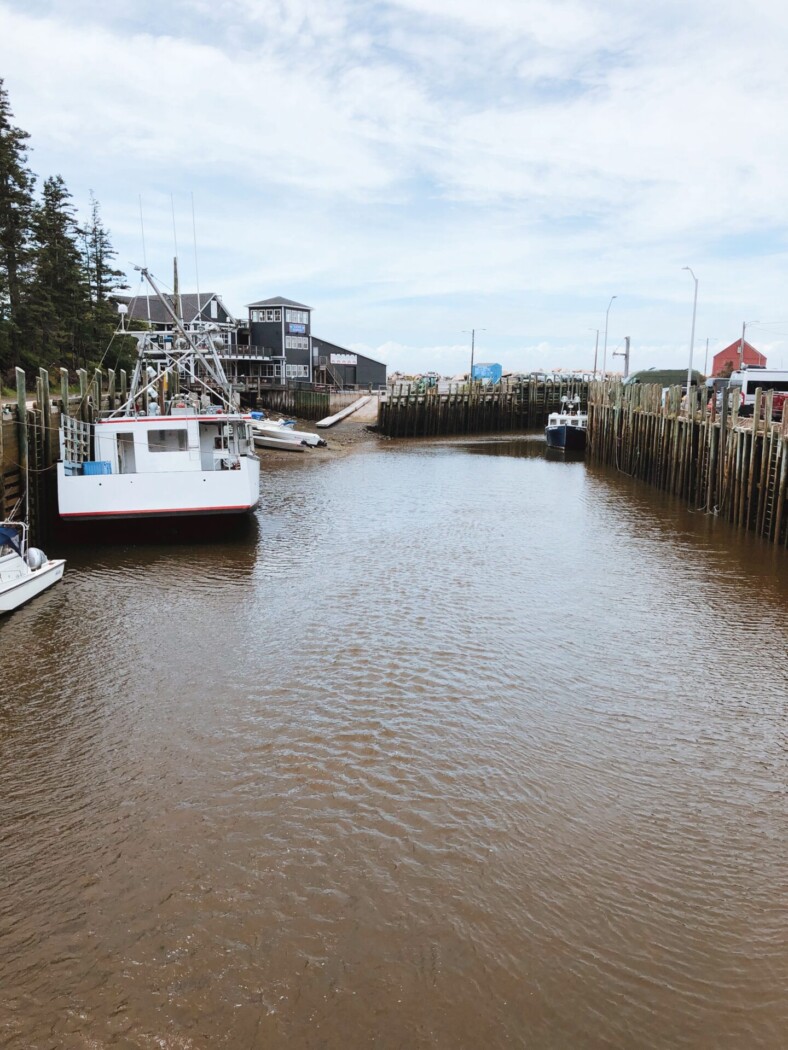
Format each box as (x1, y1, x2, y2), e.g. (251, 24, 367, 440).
(316, 395, 372, 428)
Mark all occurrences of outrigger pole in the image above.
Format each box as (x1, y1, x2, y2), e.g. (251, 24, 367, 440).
(109, 266, 235, 416)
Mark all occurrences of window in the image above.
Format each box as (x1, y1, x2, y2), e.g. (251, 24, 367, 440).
(210, 299, 218, 319)
(285, 309, 309, 325)
(285, 336, 309, 350)
(745, 379, 788, 393)
(286, 365, 309, 378)
(147, 429, 188, 453)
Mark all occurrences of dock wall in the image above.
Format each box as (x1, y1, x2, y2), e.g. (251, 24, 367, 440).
(588, 382, 788, 547)
(377, 379, 589, 438)
(2, 366, 124, 544)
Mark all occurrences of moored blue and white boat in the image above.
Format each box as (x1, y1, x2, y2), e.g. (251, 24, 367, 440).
(545, 396, 587, 451)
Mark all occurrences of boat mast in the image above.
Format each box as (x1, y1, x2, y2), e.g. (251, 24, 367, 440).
(109, 266, 234, 417)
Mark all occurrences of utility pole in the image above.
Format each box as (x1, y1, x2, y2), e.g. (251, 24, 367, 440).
(704, 337, 709, 375)
(683, 267, 698, 400)
(463, 328, 485, 387)
(612, 336, 631, 377)
(739, 321, 745, 368)
(601, 296, 617, 378)
(589, 328, 599, 377)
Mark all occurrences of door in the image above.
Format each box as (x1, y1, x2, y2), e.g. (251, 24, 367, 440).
(117, 433, 136, 473)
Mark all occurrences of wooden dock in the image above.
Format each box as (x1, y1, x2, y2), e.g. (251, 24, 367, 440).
(588, 381, 788, 546)
(377, 378, 589, 438)
(1, 366, 124, 543)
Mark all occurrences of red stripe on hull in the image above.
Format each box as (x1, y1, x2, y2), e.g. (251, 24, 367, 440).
(60, 503, 257, 520)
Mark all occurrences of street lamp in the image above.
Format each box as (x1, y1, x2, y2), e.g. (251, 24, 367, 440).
(588, 328, 599, 378)
(601, 296, 617, 378)
(682, 267, 698, 406)
(462, 328, 486, 387)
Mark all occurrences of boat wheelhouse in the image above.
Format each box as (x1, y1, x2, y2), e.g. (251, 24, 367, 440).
(57, 267, 260, 522)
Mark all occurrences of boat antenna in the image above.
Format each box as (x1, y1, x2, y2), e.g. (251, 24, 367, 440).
(191, 191, 202, 323)
(138, 195, 151, 324)
(173, 255, 182, 326)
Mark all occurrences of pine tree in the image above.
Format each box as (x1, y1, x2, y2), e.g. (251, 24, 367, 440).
(81, 190, 129, 364)
(25, 175, 89, 370)
(0, 77, 36, 373)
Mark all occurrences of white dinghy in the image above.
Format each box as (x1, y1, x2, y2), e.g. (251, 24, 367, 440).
(249, 412, 327, 450)
(0, 522, 65, 614)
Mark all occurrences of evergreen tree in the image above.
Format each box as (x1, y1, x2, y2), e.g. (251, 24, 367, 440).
(81, 190, 130, 365)
(25, 175, 89, 370)
(0, 77, 35, 373)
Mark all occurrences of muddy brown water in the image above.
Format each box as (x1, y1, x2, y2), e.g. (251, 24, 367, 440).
(1, 435, 786, 1048)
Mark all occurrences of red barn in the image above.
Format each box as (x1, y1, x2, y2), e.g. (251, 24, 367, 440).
(711, 339, 766, 377)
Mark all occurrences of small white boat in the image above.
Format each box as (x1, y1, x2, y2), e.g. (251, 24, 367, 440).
(252, 431, 308, 453)
(0, 521, 65, 614)
(249, 413, 327, 448)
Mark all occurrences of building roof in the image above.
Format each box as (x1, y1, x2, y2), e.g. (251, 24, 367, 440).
(246, 296, 313, 310)
(712, 339, 766, 375)
(115, 293, 231, 325)
(312, 335, 387, 367)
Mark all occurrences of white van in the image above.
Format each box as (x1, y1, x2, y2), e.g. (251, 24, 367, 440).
(727, 369, 788, 415)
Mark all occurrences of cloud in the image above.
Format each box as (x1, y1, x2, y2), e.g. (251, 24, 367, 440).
(2, 0, 788, 375)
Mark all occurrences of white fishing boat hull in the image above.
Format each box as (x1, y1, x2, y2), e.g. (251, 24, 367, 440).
(57, 458, 260, 520)
(0, 558, 65, 614)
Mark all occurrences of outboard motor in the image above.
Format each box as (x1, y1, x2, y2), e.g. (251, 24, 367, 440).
(26, 547, 47, 571)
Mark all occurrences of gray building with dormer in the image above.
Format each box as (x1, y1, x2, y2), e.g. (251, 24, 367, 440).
(117, 288, 386, 389)
(246, 296, 313, 382)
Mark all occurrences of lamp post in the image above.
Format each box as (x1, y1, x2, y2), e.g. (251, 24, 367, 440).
(588, 328, 599, 378)
(682, 267, 698, 407)
(463, 328, 485, 388)
(601, 296, 617, 379)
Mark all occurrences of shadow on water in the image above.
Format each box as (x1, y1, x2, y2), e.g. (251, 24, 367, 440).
(53, 511, 260, 551)
(458, 434, 585, 464)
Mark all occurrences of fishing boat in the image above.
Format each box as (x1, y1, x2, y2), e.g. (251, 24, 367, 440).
(56, 268, 260, 522)
(0, 521, 65, 614)
(545, 396, 588, 451)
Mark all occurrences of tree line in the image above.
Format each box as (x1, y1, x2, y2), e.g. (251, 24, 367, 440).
(0, 78, 134, 386)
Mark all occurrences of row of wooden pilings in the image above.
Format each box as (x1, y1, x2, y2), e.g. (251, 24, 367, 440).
(587, 381, 788, 546)
(2, 366, 123, 543)
(377, 378, 589, 438)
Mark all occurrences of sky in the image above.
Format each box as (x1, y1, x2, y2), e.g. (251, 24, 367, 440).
(3, 0, 788, 375)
